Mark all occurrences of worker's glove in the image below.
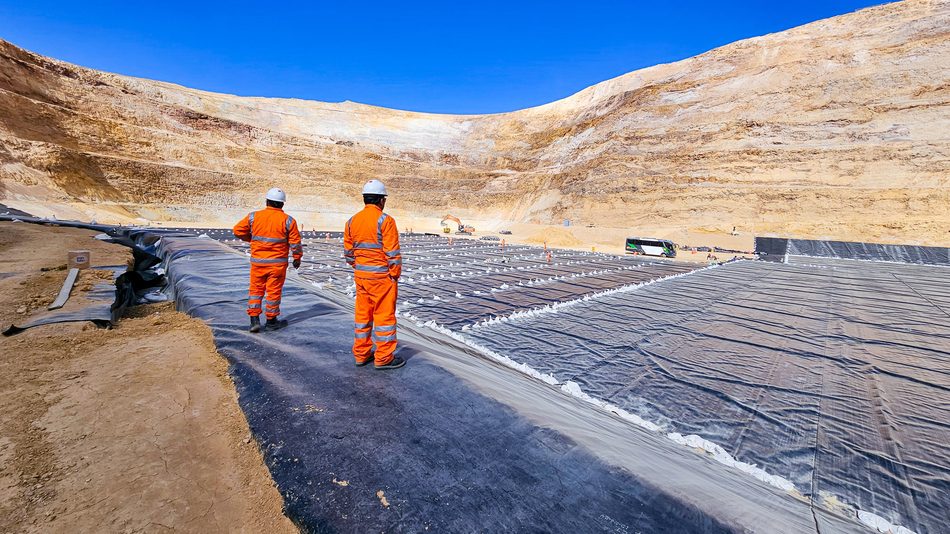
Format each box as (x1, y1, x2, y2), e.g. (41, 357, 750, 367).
(292, 258, 301, 269)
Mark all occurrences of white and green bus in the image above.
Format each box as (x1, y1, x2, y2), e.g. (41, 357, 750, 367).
(625, 237, 677, 258)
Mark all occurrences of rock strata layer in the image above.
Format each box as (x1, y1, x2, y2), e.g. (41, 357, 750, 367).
(0, 0, 947, 243)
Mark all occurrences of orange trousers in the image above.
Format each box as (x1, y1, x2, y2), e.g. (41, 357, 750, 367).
(353, 277, 398, 365)
(248, 264, 287, 319)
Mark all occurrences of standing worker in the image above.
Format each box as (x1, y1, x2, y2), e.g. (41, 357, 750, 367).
(233, 188, 303, 333)
(343, 179, 405, 370)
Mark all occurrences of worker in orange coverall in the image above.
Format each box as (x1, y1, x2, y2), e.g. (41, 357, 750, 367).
(233, 188, 303, 333)
(343, 179, 405, 370)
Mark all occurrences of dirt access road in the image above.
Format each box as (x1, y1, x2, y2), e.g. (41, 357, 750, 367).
(0, 222, 296, 533)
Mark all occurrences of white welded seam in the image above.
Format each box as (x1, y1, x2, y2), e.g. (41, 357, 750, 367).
(855, 510, 917, 534)
(405, 311, 802, 498)
(475, 264, 641, 296)
(403, 257, 603, 287)
(410, 318, 920, 534)
(786, 254, 950, 270)
(403, 314, 559, 385)
(468, 263, 720, 330)
(401, 262, 919, 534)
(665, 432, 796, 491)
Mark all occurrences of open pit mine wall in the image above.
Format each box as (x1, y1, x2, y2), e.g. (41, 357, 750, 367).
(1, 0, 949, 242)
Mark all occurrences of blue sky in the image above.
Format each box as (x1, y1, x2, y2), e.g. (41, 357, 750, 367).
(0, 1, 888, 114)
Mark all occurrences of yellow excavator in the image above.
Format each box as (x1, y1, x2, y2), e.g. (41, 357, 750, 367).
(441, 215, 475, 235)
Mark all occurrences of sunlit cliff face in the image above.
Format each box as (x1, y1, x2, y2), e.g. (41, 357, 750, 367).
(1, 0, 948, 243)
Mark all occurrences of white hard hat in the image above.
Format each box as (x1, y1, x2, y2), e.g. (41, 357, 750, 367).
(265, 187, 287, 203)
(362, 179, 387, 196)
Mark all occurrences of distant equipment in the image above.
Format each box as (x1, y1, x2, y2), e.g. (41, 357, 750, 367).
(499, 230, 512, 235)
(441, 215, 474, 235)
(625, 237, 677, 258)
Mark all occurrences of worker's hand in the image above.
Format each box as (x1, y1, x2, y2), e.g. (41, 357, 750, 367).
(390, 275, 399, 283)
(292, 258, 301, 269)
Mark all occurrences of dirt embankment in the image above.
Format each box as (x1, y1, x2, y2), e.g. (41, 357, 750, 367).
(0, 222, 296, 533)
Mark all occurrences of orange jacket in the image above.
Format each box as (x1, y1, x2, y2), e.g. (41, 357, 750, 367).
(233, 206, 303, 265)
(343, 205, 401, 279)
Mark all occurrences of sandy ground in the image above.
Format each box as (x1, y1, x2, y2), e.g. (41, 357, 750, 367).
(0, 222, 296, 533)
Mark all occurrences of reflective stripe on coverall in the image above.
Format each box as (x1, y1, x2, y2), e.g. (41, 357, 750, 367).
(343, 205, 402, 365)
(233, 206, 303, 319)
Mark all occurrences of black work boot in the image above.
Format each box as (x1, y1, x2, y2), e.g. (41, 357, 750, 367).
(354, 350, 375, 367)
(249, 316, 261, 333)
(374, 357, 406, 370)
(264, 317, 288, 331)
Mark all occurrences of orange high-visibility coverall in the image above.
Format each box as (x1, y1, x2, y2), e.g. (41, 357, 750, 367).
(343, 205, 402, 365)
(233, 207, 303, 319)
